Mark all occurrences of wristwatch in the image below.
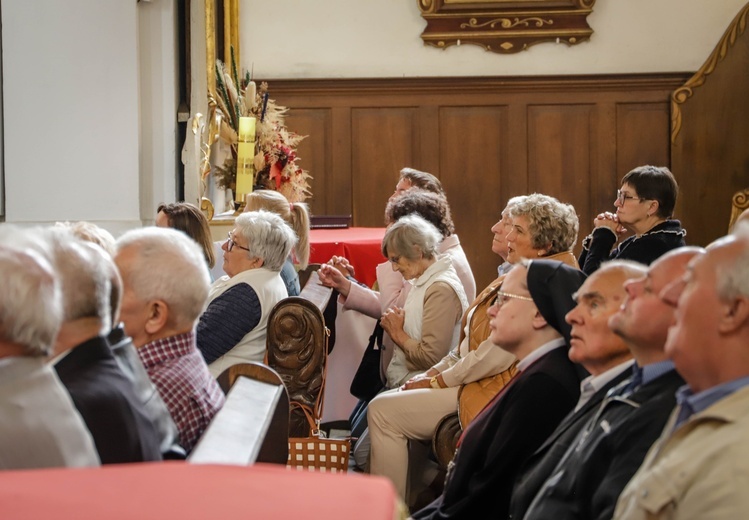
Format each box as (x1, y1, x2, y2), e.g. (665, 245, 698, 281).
(429, 376, 441, 389)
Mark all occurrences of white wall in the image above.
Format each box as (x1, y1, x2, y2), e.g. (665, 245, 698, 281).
(1, 0, 176, 235)
(138, 0, 179, 226)
(1, 1, 140, 233)
(1, 1, 746, 233)
(240, 0, 748, 78)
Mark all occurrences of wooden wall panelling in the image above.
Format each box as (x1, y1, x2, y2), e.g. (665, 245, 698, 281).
(439, 105, 509, 290)
(418, 105, 441, 176)
(261, 75, 689, 289)
(671, 3, 749, 246)
(351, 107, 420, 227)
(527, 104, 595, 256)
(615, 103, 671, 177)
(283, 108, 333, 217)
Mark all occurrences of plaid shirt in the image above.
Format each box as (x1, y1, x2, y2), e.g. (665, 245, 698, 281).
(138, 331, 225, 453)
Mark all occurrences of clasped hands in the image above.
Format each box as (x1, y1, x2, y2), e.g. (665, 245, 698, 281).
(593, 211, 627, 237)
(317, 255, 355, 296)
(401, 373, 433, 391)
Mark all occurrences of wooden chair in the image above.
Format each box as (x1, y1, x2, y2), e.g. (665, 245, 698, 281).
(188, 362, 289, 465)
(265, 296, 331, 437)
(297, 262, 322, 291)
(729, 188, 749, 232)
(431, 413, 462, 470)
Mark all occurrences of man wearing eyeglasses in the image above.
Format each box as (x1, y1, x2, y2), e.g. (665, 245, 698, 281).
(409, 259, 585, 520)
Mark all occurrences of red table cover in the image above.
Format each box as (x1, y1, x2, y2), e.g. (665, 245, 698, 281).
(309, 227, 387, 288)
(0, 462, 403, 520)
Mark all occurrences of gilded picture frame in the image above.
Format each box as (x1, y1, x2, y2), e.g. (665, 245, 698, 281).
(417, 0, 596, 54)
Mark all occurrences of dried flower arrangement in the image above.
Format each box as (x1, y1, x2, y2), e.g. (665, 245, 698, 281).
(210, 52, 311, 203)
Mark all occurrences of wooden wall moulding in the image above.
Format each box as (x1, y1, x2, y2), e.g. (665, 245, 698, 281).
(417, 0, 596, 54)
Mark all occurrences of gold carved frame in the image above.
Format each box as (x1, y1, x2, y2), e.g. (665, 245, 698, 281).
(201, 0, 241, 220)
(417, 0, 596, 54)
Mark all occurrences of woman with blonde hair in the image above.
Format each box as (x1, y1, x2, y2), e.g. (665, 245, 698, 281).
(245, 190, 310, 296)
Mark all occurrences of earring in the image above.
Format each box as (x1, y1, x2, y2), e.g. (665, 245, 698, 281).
(537, 251, 544, 257)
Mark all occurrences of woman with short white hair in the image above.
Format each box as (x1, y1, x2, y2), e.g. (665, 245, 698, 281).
(197, 210, 297, 376)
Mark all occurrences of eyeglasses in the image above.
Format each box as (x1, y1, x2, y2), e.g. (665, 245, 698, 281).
(491, 291, 535, 307)
(226, 232, 250, 253)
(616, 190, 647, 204)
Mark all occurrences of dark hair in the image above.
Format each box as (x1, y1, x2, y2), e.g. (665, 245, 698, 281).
(621, 165, 679, 219)
(157, 202, 216, 268)
(399, 168, 444, 195)
(385, 189, 454, 237)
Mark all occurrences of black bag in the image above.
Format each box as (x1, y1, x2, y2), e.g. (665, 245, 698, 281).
(349, 319, 385, 402)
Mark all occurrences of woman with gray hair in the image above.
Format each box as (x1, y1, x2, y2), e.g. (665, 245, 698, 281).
(506, 193, 580, 267)
(351, 214, 469, 470)
(379, 214, 470, 387)
(197, 210, 297, 376)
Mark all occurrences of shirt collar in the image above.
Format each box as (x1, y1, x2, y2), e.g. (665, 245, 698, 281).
(676, 374, 749, 423)
(138, 330, 197, 369)
(638, 359, 675, 386)
(575, 359, 634, 411)
(517, 337, 566, 372)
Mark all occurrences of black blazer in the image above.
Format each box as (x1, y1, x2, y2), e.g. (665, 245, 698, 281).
(411, 345, 581, 520)
(54, 335, 162, 464)
(522, 369, 685, 520)
(508, 366, 632, 519)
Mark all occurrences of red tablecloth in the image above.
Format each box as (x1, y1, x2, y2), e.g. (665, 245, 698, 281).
(309, 227, 387, 288)
(0, 462, 404, 520)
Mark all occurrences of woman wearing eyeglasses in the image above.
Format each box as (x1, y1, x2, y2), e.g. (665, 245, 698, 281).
(367, 193, 581, 504)
(196, 210, 297, 377)
(244, 189, 311, 297)
(579, 165, 687, 275)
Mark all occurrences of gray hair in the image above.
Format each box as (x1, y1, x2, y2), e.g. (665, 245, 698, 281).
(0, 244, 63, 357)
(508, 193, 579, 254)
(55, 221, 116, 257)
(245, 190, 310, 269)
(115, 227, 210, 328)
(234, 210, 298, 272)
(381, 214, 442, 260)
(504, 195, 528, 216)
(46, 228, 114, 333)
(717, 221, 749, 301)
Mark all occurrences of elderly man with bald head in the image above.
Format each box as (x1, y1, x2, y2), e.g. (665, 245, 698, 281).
(520, 249, 703, 520)
(614, 224, 749, 520)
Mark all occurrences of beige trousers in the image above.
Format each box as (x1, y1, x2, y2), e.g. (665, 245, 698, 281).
(368, 385, 460, 500)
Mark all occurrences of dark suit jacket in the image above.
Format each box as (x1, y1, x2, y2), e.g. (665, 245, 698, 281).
(522, 369, 685, 520)
(411, 346, 581, 520)
(508, 365, 632, 519)
(54, 335, 162, 464)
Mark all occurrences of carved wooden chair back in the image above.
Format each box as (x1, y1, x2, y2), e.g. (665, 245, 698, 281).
(729, 188, 749, 232)
(265, 297, 330, 438)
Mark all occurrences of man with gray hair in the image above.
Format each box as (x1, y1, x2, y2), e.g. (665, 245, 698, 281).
(614, 223, 749, 519)
(48, 228, 162, 464)
(115, 227, 225, 453)
(0, 240, 100, 469)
